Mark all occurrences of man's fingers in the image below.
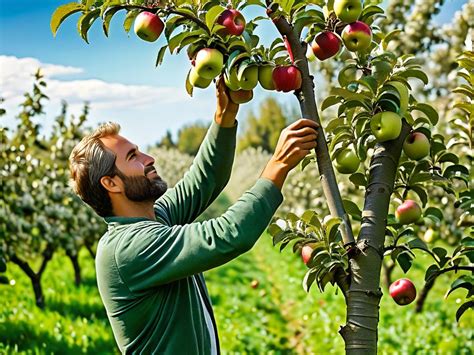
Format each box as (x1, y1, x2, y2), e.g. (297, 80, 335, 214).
(287, 118, 319, 130)
(287, 126, 319, 138)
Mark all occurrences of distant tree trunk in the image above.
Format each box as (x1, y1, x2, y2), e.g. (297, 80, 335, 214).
(66, 250, 82, 286)
(416, 277, 436, 313)
(10, 243, 54, 309)
(85, 242, 96, 259)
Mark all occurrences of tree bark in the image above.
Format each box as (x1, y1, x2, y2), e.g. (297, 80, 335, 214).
(85, 242, 96, 259)
(340, 122, 411, 354)
(66, 250, 82, 287)
(10, 244, 54, 309)
(415, 277, 435, 313)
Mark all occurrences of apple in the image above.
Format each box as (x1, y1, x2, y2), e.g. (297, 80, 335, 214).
(189, 68, 212, 89)
(370, 111, 402, 142)
(311, 31, 342, 61)
(389, 278, 417, 306)
(229, 89, 253, 104)
(134, 11, 164, 42)
(334, 0, 362, 23)
(403, 132, 430, 160)
(258, 64, 275, 90)
(250, 279, 259, 289)
(272, 65, 302, 92)
(423, 228, 435, 243)
(341, 21, 372, 52)
(238, 65, 259, 90)
(301, 245, 314, 265)
(396, 200, 422, 224)
(194, 48, 224, 80)
(335, 148, 360, 174)
(217, 9, 246, 36)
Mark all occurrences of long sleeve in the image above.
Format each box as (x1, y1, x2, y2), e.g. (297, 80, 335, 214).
(115, 178, 283, 294)
(154, 120, 237, 226)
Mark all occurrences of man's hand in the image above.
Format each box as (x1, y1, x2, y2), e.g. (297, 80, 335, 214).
(261, 119, 319, 190)
(214, 76, 239, 127)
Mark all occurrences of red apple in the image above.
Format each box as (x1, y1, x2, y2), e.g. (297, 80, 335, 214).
(301, 245, 314, 265)
(396, 200, 422, 225)
(389, 278, 417, 306)
(134, 12, 164, 42)
(217, 9, 246, 36)
(341, 21, 372, 52)
(272, 65, 302, 92)
(229, 89, 253, 104)
(403, 132, 430, 160)
(311, 31, 341, 61)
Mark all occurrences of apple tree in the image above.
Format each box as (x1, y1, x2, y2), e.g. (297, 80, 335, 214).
(51, 0, 473, 352)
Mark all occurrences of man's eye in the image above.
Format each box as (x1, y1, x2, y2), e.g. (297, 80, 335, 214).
(129, 153, 136, 159)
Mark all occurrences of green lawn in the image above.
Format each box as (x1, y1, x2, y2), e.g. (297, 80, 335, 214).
(1, 233, 472, 354)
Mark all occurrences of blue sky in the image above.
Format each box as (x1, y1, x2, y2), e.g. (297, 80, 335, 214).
(0, 0, 468, 148)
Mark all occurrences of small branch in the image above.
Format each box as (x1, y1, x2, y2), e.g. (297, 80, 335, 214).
(10, 254, 36, 280)
(436, 265, 474, 277)
(167, 8, 210, 35)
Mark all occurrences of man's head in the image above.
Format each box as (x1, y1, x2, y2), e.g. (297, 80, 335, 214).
(69, 122, 167, 217)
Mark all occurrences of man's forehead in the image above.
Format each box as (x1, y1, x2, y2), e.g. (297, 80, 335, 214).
(100, 134, 135, 156)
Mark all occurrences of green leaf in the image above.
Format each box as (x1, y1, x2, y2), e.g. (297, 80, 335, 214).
(424, 207, 444, 222)
(78, 9, 100, 43)
(123, 9, 140, 34)
(411, 103, 439, 125)
(446, 275, 474, 299)
(267, 223, 283, 237)
(411, 185, 428, 207)
(321, 96, 342, 111)
(185, 69, 193, 97)
(425, 264, 440, 282)
(342, 199, 362, 220)
(51, 2, 84, 36)
(102, 6, 125, 37)
(398, 69, 429, 85)
(407, 237, 429, 253)
(206, 5, 225, 32)
(155, 45, 168, 67)
(381, 29, 402, 50)
(359, 5, 384, 23)
(456, 300, 474, 322)
(397, 251, 414, 273)
(168, 31, 189, 53)
(302, 268, 318, 292)
(325, 118, 345, 133)
(0, 275, 8, 284)
(349, 172, 366, 187)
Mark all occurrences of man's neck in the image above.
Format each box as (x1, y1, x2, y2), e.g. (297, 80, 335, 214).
(113, 201, 156, 221)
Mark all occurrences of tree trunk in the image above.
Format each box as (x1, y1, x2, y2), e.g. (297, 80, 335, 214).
(340, 122, 411, 354)
(66, 250, 82, 286)
(10, 244, 54, 309)
(85, 242, 96, 259)
(415, 277, 435, 313)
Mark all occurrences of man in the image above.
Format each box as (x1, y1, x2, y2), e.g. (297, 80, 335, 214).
(69, 79, 318, 354)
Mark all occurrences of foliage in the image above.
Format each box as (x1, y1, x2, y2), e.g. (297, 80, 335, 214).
(176, 121, 209, 155)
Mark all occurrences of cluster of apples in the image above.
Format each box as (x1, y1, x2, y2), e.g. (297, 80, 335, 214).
(307, 0, 372, 62)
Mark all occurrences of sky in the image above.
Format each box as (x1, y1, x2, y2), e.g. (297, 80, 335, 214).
(0, 0, 468, 148)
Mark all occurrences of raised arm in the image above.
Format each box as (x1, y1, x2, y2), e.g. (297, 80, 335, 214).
(155, 79, 239, 225)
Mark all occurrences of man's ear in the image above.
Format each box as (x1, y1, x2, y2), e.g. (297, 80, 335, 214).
(100, 175, 123, 193)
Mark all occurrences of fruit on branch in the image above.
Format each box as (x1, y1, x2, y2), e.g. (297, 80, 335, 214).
(258, 64, 275, 90)
(403, 132, 430, 160)
(389, 278, 417, 306)
(189, 68, 212, 89)
(311, 31, 342, 61)
(335, 148, 360, 174)
(238, 65, 259, 90)
(370, 111, 402, 142)
(396, 200, 422, 224)
(134, 12, 164, 42)
(341, 21, 372, 52)
(301, 244, 314, 265)
(217, 9, 246, 36)
(229, 89, 253, 104)
(272, 65, 302, 92)
(224, 67, 240, 91)
(250, 279, 259, 289)
(194, 48, 224, 80)
(372, 60, 392, 84)
(334, 0, 363, 23)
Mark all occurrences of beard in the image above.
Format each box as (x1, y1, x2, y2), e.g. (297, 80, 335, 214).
(115, 166, 168, 203)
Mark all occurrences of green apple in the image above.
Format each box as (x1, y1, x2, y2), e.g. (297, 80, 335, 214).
(372, 60, 392, 83)
(403, 132, 430, 160)
(396, 200, 422, 224)
(237, 65, 259, 90)
(229, 89, 253, 104)
(224, 66, 241, 91)
(134, 11, 164, 42)
(335, 148, 360, 174)
(370, 111, 402, 142)
(341, 21, 372, 52)
(334, 0, 362, 23)
(189, 67, 212, 89)
(258, 64, 275, 90)
(194, 48, 224, 80)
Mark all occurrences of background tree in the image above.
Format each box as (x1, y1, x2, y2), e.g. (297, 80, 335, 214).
(175, 121, 208, 155)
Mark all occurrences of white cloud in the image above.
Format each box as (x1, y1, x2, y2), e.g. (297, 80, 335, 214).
(0, 55, 187, 109)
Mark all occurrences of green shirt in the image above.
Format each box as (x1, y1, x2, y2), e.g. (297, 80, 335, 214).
(96, 121, 283, 354)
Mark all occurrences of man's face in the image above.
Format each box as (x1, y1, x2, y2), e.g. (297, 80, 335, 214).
(100, 134, 168, 202)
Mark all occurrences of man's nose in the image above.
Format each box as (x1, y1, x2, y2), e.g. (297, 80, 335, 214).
(143, 153, 155, 166)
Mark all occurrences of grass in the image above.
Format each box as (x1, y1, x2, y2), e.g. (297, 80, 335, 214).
(0, 231, 472, 354)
